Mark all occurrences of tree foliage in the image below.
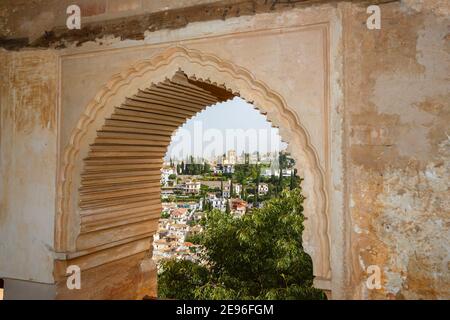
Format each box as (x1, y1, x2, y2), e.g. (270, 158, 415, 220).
(158, 259, 209, 300)
(158, 188, 326, 300)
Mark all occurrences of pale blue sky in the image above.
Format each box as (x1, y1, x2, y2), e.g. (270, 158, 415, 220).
(166, 97, 286, 160)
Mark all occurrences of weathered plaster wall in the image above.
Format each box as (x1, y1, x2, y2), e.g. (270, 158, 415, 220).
(0, 50, 58, 284)
(0, 0, 395, 49)
(344, 1, 449, 299)
(0, 0, 219, 42)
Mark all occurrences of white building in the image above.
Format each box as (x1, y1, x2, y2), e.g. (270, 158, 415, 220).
(258, 183, 269, 195)
(224, 150, 236, 165)
(223, 181, 231, 198)
(223, 164, 234, 174)
(213, 165, 222, 174)
(208, 194, 227, 211)
(185, 180, 201, 193)
(161, 166, 175, 185)
(161, 188, 174, 199)
(233, 183, 242, 197)
(261, 168, 293, 177)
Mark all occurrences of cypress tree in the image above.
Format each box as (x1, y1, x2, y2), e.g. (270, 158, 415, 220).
(230, 180, 234, 198)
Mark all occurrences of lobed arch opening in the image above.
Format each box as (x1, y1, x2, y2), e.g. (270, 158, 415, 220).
(55, 46, 331, 298)
(77, 70, 237, 253)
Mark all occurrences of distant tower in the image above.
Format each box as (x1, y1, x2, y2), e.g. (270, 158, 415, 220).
(227, 150, 236, 165)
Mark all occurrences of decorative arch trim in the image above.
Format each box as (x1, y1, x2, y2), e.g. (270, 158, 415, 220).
(55, 45, 331, 283)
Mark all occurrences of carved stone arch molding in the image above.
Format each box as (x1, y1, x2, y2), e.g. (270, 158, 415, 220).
(55, 45, 331, 296)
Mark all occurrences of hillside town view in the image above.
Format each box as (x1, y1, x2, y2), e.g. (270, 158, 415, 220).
(148, 98, 326, 300)
(153, 149, 299, 267)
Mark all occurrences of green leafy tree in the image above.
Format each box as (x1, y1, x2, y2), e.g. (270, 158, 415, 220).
(290, 168, 298, 190)
(234, 166, 248, 199)
(158, 259, 208, 300)
(161, 211, 170, 219)
(203, 198, 212, 211)
(158, 188, 326, 300)
(254, 164, 261, 205)
(180, 161, 185, 175)
(200, 184, 209, 196)
(203, 162, 210, 174)
(278, 152, 288, 193)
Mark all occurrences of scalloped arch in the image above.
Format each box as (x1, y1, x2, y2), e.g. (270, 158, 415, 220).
(55, 45, 331, 282)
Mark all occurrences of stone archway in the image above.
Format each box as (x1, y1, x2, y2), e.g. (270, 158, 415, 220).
(54, 46, 331, 299)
